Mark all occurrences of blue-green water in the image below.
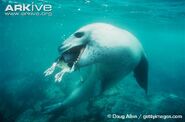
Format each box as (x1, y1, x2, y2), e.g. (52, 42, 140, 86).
(0, 0, 185, 122)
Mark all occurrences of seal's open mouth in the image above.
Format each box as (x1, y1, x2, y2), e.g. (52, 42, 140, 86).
(60, 45, 85, 68)
(44, 44, 86, 82)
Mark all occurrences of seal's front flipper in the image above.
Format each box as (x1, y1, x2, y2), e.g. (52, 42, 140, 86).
(42, 102, 64, 115)
(42, 102, 66, 122)
(134, 54, 148, 93)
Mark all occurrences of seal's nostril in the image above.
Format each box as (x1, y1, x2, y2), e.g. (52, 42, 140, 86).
(58, 43, 65, 51)
(58, 45, 62, 52)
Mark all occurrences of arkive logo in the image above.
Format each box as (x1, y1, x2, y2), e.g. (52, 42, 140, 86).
(4, 2, 53, 16)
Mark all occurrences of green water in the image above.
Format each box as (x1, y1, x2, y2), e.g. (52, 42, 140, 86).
(0, 0, 185, 121)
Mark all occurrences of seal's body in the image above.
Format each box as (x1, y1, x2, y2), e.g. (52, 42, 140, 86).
(43, 23, 148, 115)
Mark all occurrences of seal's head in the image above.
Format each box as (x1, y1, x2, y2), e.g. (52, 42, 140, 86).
(58, 23, 106, 70)
(45, 23, 120, 82)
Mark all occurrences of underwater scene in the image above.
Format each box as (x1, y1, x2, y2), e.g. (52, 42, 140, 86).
(0, 0, 185, 122)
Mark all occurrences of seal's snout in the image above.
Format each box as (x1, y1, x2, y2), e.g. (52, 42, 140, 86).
(58, 44, 64, 52)
(58, 43, 71, 54)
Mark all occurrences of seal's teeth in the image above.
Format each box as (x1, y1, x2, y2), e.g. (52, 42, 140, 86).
(73, 60, 77, 66)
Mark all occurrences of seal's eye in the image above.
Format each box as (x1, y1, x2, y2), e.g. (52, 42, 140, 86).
(74, 32, 84, 38)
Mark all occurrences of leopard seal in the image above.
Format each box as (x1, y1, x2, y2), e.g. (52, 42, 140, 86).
(43, 23, 148, 115)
